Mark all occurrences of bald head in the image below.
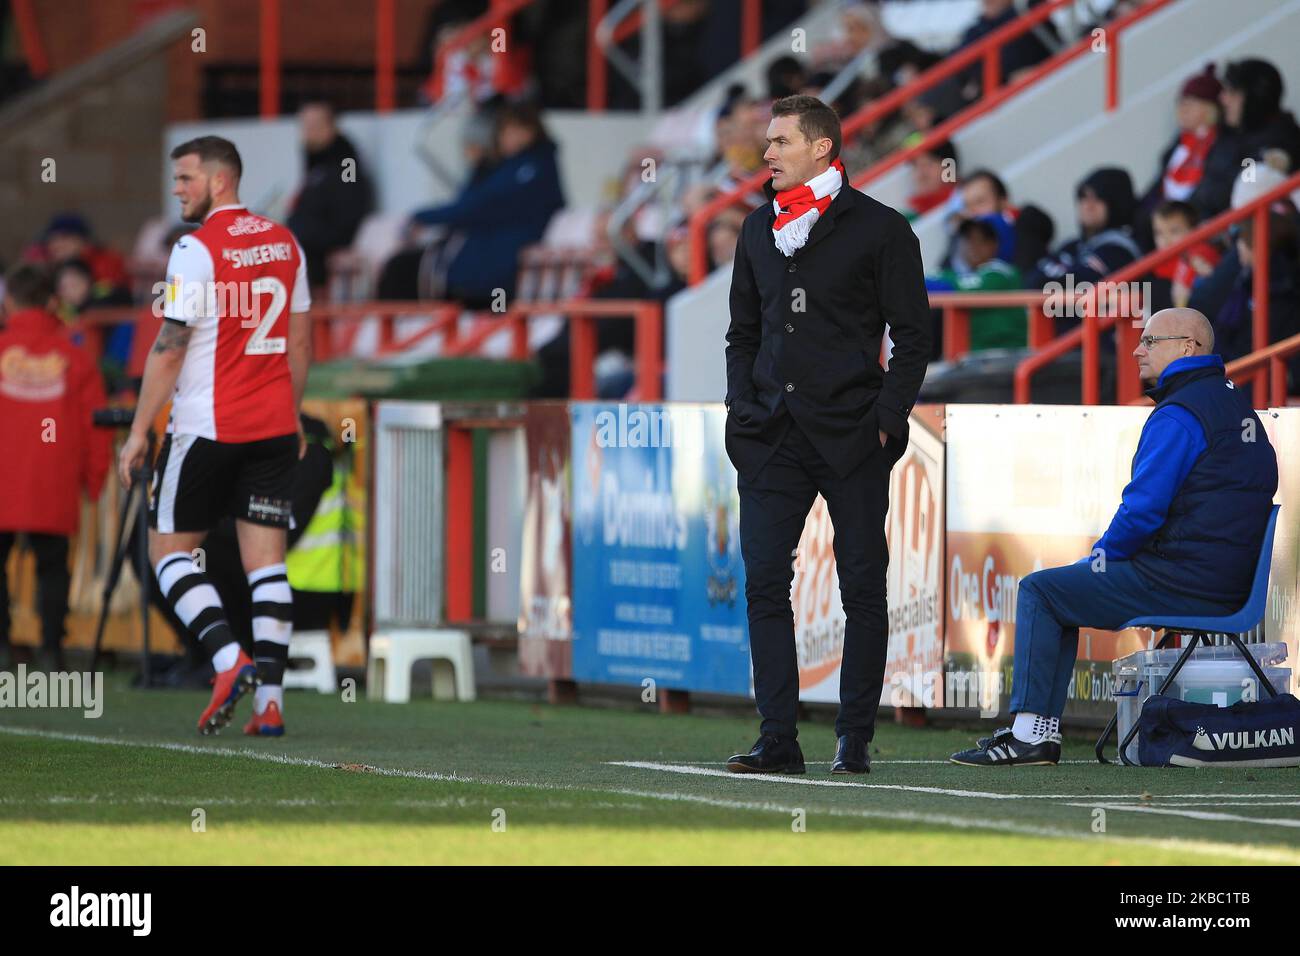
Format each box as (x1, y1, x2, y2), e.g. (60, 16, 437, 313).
(1148, 308, 1214, 353)
(1135, 308, 1215, 387)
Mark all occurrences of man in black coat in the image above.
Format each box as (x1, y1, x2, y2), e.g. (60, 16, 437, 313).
(723, 95, 931, 775)
(287, 101, 374, 288)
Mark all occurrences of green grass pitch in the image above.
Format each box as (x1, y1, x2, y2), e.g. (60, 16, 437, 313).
(2, 675, 1298, 865)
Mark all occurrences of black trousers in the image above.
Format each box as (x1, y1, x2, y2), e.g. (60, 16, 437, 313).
(738, 411, 893, 742)
(0, 533, 71, 651)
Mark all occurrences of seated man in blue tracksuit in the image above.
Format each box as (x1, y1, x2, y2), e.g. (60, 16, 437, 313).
(951, 308, 1278, 766)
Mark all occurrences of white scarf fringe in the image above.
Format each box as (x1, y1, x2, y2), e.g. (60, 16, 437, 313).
(772, 163, 843, 257)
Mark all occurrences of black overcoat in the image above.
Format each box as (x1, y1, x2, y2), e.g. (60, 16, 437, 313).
(724, 178, 932, 481)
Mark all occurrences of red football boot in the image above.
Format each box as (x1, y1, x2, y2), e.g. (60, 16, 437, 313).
(243, 699, 285, 737)
(197, 649, 259, 735)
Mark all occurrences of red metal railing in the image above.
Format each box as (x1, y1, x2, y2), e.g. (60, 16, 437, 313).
(259, 0, 281, 119)
(928, 290, 1055, 359)
(688, 0, 1180, 285)
(11, 0, 49, 78)
(74, 299, 664, 401)
(1224, 331, 1300, 409)
(1013, 171, 1300, 406)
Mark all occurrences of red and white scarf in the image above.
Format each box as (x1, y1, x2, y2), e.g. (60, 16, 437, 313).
(772, 158, 845, 257)
(1162, 126, 1216, 201)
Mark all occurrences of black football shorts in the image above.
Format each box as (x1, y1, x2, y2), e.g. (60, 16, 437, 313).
(149, 432, 297, 533)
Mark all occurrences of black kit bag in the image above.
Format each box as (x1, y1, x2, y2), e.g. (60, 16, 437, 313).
(1138, 693, 1300, 767)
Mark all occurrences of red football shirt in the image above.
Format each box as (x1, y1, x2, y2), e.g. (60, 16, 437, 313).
(162, 204, 310, 442)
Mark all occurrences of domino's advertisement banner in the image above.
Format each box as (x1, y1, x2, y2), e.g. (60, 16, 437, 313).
(570, 403, 752, 695)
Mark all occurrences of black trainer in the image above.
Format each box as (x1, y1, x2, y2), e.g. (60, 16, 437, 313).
(727, 734, 806, 774)
(950, 727, 1061, 766)
(975, 727, 1011, 750)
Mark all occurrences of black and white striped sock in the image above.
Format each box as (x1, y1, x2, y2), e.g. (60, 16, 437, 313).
(248, 563, 292, 712)
(154, 551, 240, 672)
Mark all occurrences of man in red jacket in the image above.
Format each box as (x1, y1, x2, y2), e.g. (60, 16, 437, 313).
(0, 264, 111, 670)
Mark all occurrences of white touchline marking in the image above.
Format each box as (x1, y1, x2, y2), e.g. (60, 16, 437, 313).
(0, 794, 637, 811)
(610, 760, 1043, 798)
(1126, 801, 1300, 808)
(4, 725, 1299, 864)
(1065, 803, 1300, 829)
(606, 761, 1300, 802)
(676, 764, 1102, 770)
(0, 725, 528, 786)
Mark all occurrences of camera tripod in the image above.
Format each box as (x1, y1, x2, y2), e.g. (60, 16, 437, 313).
(90, 430, 157, 687)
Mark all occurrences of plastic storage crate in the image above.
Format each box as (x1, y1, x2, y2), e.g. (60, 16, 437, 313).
(1112, 642, 1291, 765)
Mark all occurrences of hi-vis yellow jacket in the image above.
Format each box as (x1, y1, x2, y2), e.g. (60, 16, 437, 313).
(286, 461, 365, 593)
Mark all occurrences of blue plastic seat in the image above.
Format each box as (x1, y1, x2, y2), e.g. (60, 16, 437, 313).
(1097, 504, 1282, 764)
(1116, 504, 1280, 635)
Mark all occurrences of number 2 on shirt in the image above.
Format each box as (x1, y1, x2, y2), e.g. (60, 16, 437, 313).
(244, 276, 287, 355)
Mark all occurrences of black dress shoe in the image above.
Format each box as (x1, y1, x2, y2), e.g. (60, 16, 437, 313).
(727, 734, 806, 774)
(831, 734, 870, 774)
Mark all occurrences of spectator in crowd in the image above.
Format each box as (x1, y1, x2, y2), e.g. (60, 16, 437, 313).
(941, 168, 1017, 271)
(53, 258, 132, 318)
(812, 2, 936, 101)
(1204, 214, 1300, 376)
(1012, 203, 1055, 277)
(714, 91, 770, 192)
(904, 139, 959, 219)
(954, 0, 1057, 101)
(24, 213, 130, 297)
(387, 98, 565, 306)
(0, 264, 110, 672)
(1135, 64, 1223, 248)
(878, 38, 941, 90)
(1192, 58, 1300, 219)
(927, 216, 1026, 353)
(708, 207, 747, 269)
(813, 2, 891, 71)
(1187, 164, 1300, 329)
(899, 84, 963, 146)
(287, 101, 375, 290)
(377, 109, 487, 300)
(1149, 200, 1220, 311)
(1138, 65, 1216, 217)
(1026, 167, 1141, 331)
(1232, 152, 1300, 209)
(960, 169, 1013, 219)
(52, 258, 133, 394)
(766, 55, 807, 102)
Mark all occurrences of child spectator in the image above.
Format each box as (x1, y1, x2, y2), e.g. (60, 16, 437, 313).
(927, 216, 1026, 352)
(1150, 200, 1220, 309)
